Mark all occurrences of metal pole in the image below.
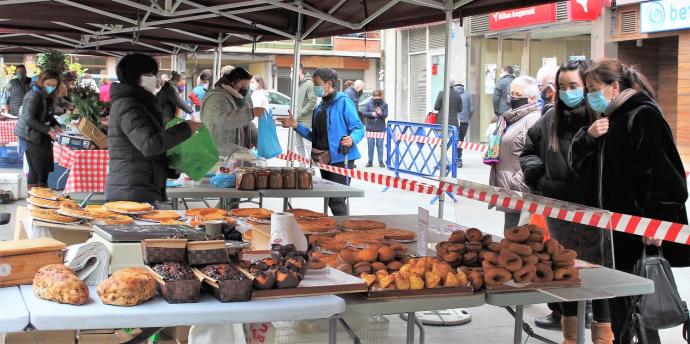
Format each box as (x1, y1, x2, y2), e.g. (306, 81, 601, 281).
(286, 1, 303, 166)
(438, 1, 452, 219)
(216, 35, 223, 80)
(513, 306, 524, 344)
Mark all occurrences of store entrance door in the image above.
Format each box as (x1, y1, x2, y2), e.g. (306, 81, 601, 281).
(429, 53, 445, 112)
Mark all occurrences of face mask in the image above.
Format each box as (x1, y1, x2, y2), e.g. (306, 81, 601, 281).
(587, 87, 611, 113)
(178, 85, 185, 92)
(510, 97, 529, 110)
(358, 90, 363, 96)
(249, 83, 257, 91)
(17, 72, 26, 79)
(44, 85, 56, 94)
(140, 75, 157, 93)
(203, 82, 209, 90)
(559, 88, 585, 108)
(239, 88, 248, 97)
(373, 99, 382, 105)
(314, 86, 324, 97)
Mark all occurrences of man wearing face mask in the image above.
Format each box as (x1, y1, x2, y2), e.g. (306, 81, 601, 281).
(2, 64, 32, 117)
(278, 68, 365, 216)
(535, 64, 558, 115)
(201, 67, 266, 158)
(106, 53, 199, 204)
(192, 69, 212, 103)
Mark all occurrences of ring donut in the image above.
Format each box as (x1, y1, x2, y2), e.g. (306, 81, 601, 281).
(528, 232, 544, 243)
(482, 234, 493, 247)
(465, 228, 483, 242)
(505, 226, 530, 243)
(450, 230, 467, 242)
(544, 239, 560, 255)
(554, 249, 577, 263)
(527, 242, 544, 253)
(498, 250, 523, 272)
(536, 253, 552, 263)
(482, 260, 497, 271)
(523, 254, 539, 265)
(535, 263, 554, 282)
(554, 267, 579, 281)
(446, 243, 466, 253)
(555, 260, 576, 268)
(527, 225, 545, 241)
(484, 268, 512, 286)
(462, 252, 479, 266)
(466, 241, 483, 252)
(508, 243, 533, 257)
(483, 251, 500, 265)
(487, 242, 502, 252)
(512, 264, 537, 283)
(468, 271, 484, 290)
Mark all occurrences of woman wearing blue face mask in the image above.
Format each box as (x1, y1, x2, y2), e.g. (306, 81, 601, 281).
(570, 59, 690, 343)
(14, 70, 63, 190)
(156, 71, 193, 124)
(520, 60, 613, 342)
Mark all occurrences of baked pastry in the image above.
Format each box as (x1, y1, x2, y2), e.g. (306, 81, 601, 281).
(84, 205, 119, 219)
(33, 264, 89, 305)
(200, 264, 244, 280)
(92, 214, 134, 225)
(342, 219, 386, 231)
(160, 219, 184, 225)
(28, 187, 60, 200)
(185, 208, 228, 218)
(335, 232, 385, 245)
(27, 196, 63, 209)
(377, 246, 396, 263)
(138, 210, 181, 221)
(57, 203, 94, 220)
(230, 208, 272, 219)
(369, 228, 416, 241)
(297, 218, 337, 233)
(104, 201, 153, 214)
(286, 208, 327, 218)
(311, 237, 348, 252)
(30, 208, 80, 224)
(96, 268, 156, 306)
(360, 273, 377, 288)
(151, 262, 195, 281)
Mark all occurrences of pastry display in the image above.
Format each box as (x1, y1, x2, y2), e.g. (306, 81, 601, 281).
(360, 257, 470, 291)
(28, 187, 61, 200)
(57, 203, 95, 220)
(91, 213, 135, 225)
(245, 244, 308, 290)
(30, 208, 80, 224)
(84, 205, 119, 219)
(151, 262, 196, 281)
(200, 263, 244, 281)
(27, 196, 64, 209)
(32, 264, 89, 305)
(369, 228, 416, 241)
(334, 231, 386, 245)
(297, 218, 337, 233)
(185, 208, 228, 218)
(286, 208, 327, 219)
(342, 219, 386, 231)
(103, 201, 154, 214)
(137, 210, 181, 222)
(230, 208, 273, 219)
(96, 267, 156, 306)
(314, 243, 408, 276)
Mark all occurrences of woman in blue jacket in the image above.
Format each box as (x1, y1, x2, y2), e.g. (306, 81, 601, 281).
(279, 68, 364, 215)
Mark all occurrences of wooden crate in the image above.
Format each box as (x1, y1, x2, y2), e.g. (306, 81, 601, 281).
(0, 238, 66, 287)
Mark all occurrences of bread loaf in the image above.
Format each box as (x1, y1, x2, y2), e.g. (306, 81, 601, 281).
(96, 268, 157, 306)
(33, 264, 89, 305)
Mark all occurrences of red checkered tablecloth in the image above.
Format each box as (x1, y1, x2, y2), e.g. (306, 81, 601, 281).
(56, 145, 109, 194)
(0, 120, 18, 143)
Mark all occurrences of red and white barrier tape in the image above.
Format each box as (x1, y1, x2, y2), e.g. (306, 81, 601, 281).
(279, 151, 690, 246)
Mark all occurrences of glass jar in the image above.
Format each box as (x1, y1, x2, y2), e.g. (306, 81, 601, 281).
(297, 168, 312, 189)
(269, 168, 284, 189)
(255, 168, 270, 189)
(236, 168, 256, 190)
(283, 168, 297, 189)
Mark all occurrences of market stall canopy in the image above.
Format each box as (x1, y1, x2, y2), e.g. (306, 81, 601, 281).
(0, 0, 556, 54)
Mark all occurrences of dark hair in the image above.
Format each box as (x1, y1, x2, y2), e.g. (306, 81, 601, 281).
(16, 64, 26, 71)
(586, 59, 656, 100)
(116, 53, 159, 85)
(36, 70, 61, 87)
(170, 71, 185, 83)
(549, 60, 595, 152)
(343, 80, 353, 89)
(372, 90, 383, 97)
(314, 69, 339, 88)
(215, 67, 251, 87)
(503, 66, 514, 75)
(252, 75, 266, 90)
(199, 69, 212, 82)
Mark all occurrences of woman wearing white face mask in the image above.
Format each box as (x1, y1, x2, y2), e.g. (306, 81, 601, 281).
(106, 53, 199, 204)
(14, 70, 63, 190)
(249, 75, 269, 110)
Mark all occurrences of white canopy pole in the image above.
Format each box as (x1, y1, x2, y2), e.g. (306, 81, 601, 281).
(438, 0, 453, 219)
(286, 0, 303, 166)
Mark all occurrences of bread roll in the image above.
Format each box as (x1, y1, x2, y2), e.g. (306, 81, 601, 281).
(33, 264, 89, 305)
(96, 268, 157, 306)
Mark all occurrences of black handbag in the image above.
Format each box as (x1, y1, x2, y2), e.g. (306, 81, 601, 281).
(629, 246, 690, 343)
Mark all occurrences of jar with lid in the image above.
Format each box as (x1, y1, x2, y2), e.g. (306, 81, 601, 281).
(282, 168, 297, 189)
(269, 168, 284, 189)
(236, 168, 256, 190)
(297, 168, 313, 189)
(255, 168, 270, 189)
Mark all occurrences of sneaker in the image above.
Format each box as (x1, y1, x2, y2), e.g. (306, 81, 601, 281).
(534, 312, 562, 330)
(378, 162, 385, 168)
(365, 162, 373, 168)
(457, 160, 463, 168)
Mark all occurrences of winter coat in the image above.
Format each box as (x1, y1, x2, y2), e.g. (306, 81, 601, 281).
(433, 85, 463, 127)
(201, 85, 256, 158)
(570, 91, 690, 269)
(106, 83, 192, 203)
(493, 74, 515, 116)
(99, 83, 111, 103)
(295, 92, 365, 164)
(14, 85, 59, 144)
(363, 100, 388, 132)
(4, 76, 32, 116)
(457, 85, 474, 124)
(296, 73, 317, 127)
(488, 103, 540, 192)
(156, 82, 193, 124)
(343, 86, 360, 108)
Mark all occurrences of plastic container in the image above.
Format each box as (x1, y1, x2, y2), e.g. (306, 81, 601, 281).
(0, 172, 21, 200)
(0, 147, 23, 168)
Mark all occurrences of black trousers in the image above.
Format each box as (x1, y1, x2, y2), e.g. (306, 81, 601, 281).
(561, 299, 610, 323)
(609, 294, 661, 343)
(458, 122, 469, 162)
(25, 139, 54, 186)
(320, 160, 354, 216)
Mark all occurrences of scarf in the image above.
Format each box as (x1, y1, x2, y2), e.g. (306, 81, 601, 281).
(604, 88, 638, 118)
(483, 103, 538, 165)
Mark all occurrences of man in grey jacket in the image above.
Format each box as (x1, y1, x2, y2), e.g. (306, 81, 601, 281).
(492, 66, 515, 116)
(292, 64, 317, 159)
(2, 65, 32, 116)
(456, 84, 473, 167)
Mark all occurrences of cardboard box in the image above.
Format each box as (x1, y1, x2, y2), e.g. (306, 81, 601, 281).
(77, 330, 118, 344)
(56, 133, 95, 150)
(4, 330, 77, 344)
(77, 117, 107, 149)
(162, 326, 190, 344)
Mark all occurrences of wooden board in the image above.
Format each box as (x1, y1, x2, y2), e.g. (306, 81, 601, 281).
(0, 238, 65, 256)
(484, 279, 581, 293)
(251, 267, 367, 300)
(365, 286, 475, 300)
(0, 250, 64, 287)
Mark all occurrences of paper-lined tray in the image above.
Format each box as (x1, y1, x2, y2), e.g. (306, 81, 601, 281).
(251, 267, 367, 300)
(484, 279, 581, 293)
(365, 286, 475, 300)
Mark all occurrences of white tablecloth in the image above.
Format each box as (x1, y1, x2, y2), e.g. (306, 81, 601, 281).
(20, 286, 345, 330)
(0, 287, 30, 332)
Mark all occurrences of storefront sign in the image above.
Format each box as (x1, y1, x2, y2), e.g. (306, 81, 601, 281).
(489, 4, 556, 31)
(569, 0, 603, 21)
(641, 0, 690, 33)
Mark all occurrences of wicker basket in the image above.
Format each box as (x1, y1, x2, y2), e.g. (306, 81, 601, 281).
(77, 117, 108, 149)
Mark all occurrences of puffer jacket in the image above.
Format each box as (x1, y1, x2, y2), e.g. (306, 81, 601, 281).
(488, 103, 540, 192)
(433, 85, 463, 127)
(106, 83, 192, 203)
(4, 76, 31, 116)
(14, 85, 59, 144)
(493, 74, 514, 116)
(200, 85, 256, 158)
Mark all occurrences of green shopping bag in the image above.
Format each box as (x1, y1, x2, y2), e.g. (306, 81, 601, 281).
(165, 117, 219, 181)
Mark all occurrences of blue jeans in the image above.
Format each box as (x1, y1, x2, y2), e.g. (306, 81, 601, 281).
(367, 137, 384, 163)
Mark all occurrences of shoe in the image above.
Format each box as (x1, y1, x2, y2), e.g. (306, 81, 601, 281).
(378, 162, 385, 168)
(457, 160, 463, 168)
(535, 312, 562, 330)
(562, 317, 578, 344)
(365, 162, 373, 168)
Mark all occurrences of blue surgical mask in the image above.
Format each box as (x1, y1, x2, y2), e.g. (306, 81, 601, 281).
(44, 85, 56, 94)
(587, 88, 611, 113)
(559, 88, 584, 108)
(249, 83, 257, 91)
(314, 86, 324, 97)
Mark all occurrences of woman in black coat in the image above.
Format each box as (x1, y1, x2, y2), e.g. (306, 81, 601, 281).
(570, 59, 690, 343)
(106, 54, 199, 204)
(156, 71, 193, 124)
(520, 60, 612, 342)
(13, 70, 62, 190)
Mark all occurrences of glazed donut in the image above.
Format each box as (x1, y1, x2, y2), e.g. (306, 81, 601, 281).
(483, 251, 500, 265)
(512, 264, 537, 283)
(482, 234, 493, 247)
(528, 232, 544, 243)
(536, 253, 552, 263)
(523, 254, 539, 265)
(448, 233, 466, 243)
(554, 267, 579, 281)
(442, 252, 462, 264)
(487, 242, 502, 252)
(555, 260, 576, 268)
(462, 252, 479, 266)
(450, 230, 467, 242)
(508, 242, 533, 257)
(554, 249, 577, 263)
(466, 228, 483, 242)
(526, 242, 544, 253)
(436, 245, 449, 258)
(504, 226, 530, 243)
(544, 239, 560, 255)
(466, 241, 483, 252)
(446, 243, 466, 253)
(482, 260, 497, 271)
(535, 263, 554, 282)
(484, 268, 512, 286)
(498, 250, 523, 272)
(468, 271, 484, 290)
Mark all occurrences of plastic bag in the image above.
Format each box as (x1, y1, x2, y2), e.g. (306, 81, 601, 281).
(165, 117, 219, 181)
(210, 174, 236, 188)
(256, 110, 282, 159)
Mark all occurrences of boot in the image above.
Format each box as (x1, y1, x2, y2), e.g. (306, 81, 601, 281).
(591, 322, 613, 344)
(561, 316, 578, 344)
(535, 311, 562, 330)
